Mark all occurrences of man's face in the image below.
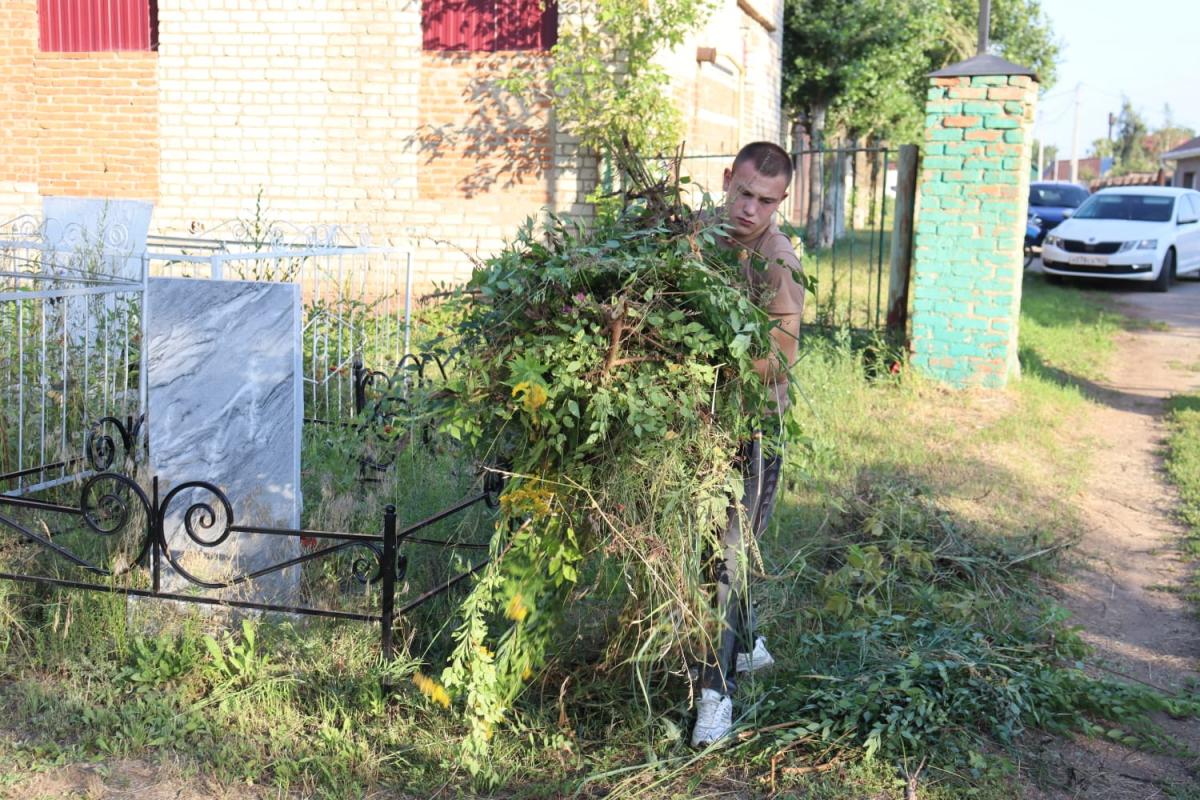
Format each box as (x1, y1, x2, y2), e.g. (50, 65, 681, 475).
(723, 161, 789, 242)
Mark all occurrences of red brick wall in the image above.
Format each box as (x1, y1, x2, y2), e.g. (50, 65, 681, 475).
(35, 52, 158, 198)
(0, 0, 158, 204)
(419, 51, 553, 220)
(0, 1, 39, 191)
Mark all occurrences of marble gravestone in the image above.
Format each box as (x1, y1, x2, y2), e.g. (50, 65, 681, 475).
(42, 197, 153, 281)
(146, 278, 303, 605)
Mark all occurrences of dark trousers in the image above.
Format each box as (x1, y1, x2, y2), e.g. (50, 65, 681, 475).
(698, 435, 783, 694)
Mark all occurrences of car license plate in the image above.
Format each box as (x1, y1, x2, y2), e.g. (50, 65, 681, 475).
(1069, 254, 1108, 266)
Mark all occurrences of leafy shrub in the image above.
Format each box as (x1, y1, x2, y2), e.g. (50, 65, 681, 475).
(423, 166, 791, 777)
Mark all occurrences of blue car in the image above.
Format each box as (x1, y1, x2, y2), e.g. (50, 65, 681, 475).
(1025, 212, 1041, 266)
(1027, 182, 1090, 247)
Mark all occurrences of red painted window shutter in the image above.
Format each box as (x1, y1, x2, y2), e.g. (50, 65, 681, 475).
(495, 0, 557, 50)
(423, 0, 557, 51)
(39, 0, 157, 52)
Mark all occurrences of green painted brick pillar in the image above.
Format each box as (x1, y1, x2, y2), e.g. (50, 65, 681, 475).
(910, 59, 1038, 388)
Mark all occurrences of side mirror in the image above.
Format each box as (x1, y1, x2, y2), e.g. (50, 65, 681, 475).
(1179, 215, 1199, 225)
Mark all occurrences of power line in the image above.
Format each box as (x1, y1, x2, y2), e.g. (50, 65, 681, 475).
(1038, 88, 1073, 103)
(1039, 105, 1074, 125)
(1079, 82, 1125, 101)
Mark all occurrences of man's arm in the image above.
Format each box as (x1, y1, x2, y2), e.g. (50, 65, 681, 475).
(753, 311, 801, 382)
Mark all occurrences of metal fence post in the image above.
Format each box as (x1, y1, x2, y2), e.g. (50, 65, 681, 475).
(352, 357, 366, 416)
(380, 504, 397, 661)
(887, 144, 919, 339)
(151, 476, 161, 593)
(403, 252, 413, 360)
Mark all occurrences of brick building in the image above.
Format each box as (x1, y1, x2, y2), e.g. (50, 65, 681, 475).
(0, 0, 785, 288)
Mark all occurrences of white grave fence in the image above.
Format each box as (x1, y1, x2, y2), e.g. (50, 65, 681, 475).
(144, 221, 416, 424)
(0, 214, 146, 495)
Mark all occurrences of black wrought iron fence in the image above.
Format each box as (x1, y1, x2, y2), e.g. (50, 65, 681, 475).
(0, 467, 504, 660)
(670, 145, 916, 335)
(790, 145, 892, 331)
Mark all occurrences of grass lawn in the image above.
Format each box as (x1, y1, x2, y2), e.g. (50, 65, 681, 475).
(1165, 393, 1200, 575)
(0, 275, 1195, 798)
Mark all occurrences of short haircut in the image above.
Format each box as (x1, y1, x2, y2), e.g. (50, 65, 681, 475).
(732, 141, 793, 186)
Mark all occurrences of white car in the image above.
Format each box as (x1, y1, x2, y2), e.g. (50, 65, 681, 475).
(1040, 186, 1200, 291)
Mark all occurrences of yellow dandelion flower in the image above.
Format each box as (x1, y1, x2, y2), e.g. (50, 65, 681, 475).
(506, 592, 530, 622)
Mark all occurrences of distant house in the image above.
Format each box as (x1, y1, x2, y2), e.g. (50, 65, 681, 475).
(1, 0, 787, 288)
(1042, 157, 1113, 182)
(1162, 136, 1200, 190)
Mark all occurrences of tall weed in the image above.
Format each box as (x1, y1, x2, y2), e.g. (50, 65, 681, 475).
(2, 276, 1196, 797)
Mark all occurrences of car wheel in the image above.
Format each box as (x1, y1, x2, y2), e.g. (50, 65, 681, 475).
(1152, 249, 1176, 293)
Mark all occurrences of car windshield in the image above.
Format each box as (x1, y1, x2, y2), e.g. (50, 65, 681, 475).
(1073, 194, 1176, 222)
(1029, 185, 1088, 207)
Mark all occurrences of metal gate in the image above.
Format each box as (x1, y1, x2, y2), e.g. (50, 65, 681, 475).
(670, 145, 908, 333)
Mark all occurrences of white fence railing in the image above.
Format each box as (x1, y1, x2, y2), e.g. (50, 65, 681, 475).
(143, 222, 414, 423)
(0, 215, 146, 495)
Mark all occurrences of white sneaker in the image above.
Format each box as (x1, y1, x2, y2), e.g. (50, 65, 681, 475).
(691, 688, 733, 747)
(735, 637, 775, 673)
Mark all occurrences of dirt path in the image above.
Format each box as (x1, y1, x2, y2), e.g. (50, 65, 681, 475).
(1033, 278, 1200, 798)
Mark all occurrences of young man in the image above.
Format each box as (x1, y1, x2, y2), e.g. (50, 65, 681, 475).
(692, 141, 805, 748)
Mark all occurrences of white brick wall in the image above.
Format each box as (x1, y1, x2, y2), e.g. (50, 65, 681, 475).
(154, 0, 423, 252)
(0, 182, 39, 223)
(650, 0, 785, 197)
(149, 0, 781, 289)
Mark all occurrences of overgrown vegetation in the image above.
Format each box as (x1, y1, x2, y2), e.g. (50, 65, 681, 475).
(3, 260, 1199, 797)
(1165, 393, 1200, 562)
(425, 161, 787, 777)
(502, 0, 714, 171)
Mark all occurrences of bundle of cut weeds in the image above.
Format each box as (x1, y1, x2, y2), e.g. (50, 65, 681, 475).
(421, 153, 794, 775)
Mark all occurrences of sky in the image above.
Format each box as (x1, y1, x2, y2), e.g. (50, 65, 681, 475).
(1032, 0, 1198, 160)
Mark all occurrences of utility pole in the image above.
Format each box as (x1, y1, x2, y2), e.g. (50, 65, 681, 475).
(1034, 105, 1044, 180)
(977, 0, 990, 54)
(1070, 82, 1081, 184)
(1032, 104, 1041, 181)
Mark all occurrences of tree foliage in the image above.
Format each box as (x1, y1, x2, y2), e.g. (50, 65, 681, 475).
(1148, 104, 1196, 166)
(783, 0, 941, 142)
(783, 0, 1060, 142)
(1113, 97, 1153, 174)
(1088, 137, 1114, 159)
(1105, 100, 1195, 177)
(504, 0, 714, 158)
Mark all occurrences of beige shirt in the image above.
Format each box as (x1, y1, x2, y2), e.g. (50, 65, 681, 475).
(734, 224, 805, 413)
(738, 225, 806, 318)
